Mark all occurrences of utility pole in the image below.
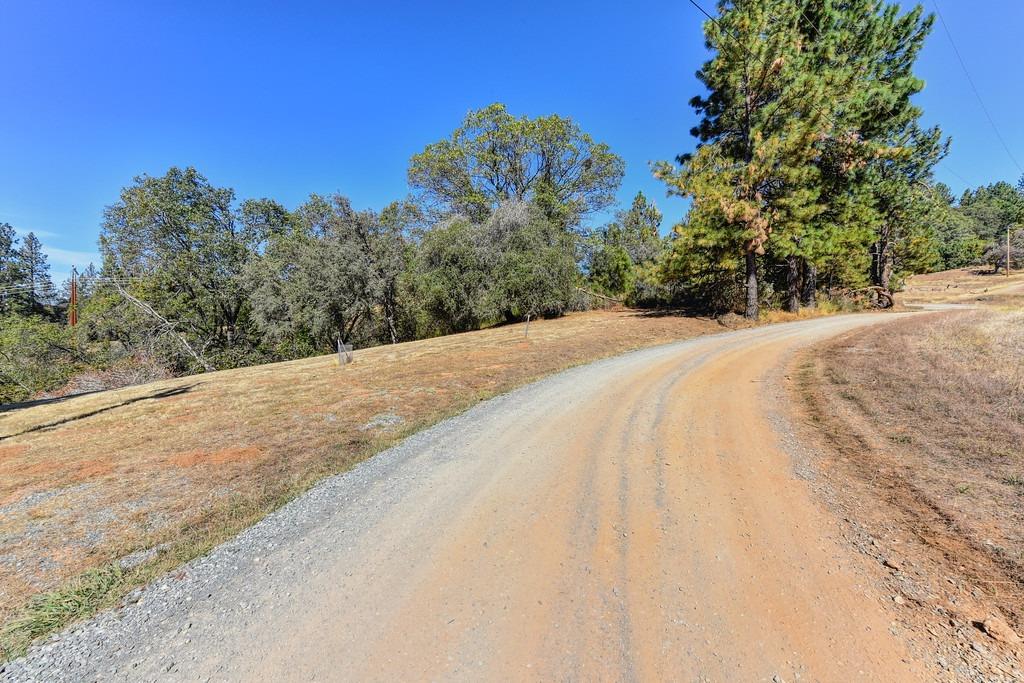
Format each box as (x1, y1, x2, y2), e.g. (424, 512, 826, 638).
(1008, 226, 1012, 277)
(69, 266, 78, 326)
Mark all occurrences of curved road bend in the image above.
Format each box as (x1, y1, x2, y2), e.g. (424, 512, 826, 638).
(6, 313, 930, 682)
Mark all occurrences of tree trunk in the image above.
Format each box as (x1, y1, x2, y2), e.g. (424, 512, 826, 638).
(785, 255, 800, 313)
(744, 251, 759, 320)
(801, 261, 817, 308)
(870, 239, 893, 291)
(384, 301, 398, 345)
(878, 249, 893, 291)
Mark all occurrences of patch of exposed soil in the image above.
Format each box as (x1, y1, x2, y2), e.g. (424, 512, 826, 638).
(167, 446, 265, 468)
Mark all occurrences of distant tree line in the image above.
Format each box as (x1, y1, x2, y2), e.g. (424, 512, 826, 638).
(938, 181, 1024, 272)
(0, 105, 629, 400)
(3, 0, 1022, 402)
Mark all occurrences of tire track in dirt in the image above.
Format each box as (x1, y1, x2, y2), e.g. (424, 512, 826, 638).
(4, 314, 936, 682)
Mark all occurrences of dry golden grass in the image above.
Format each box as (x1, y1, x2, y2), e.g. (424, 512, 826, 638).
(758, 298, 856, 323)
(900, 267, 1024, 305)
(0, 308, 746, 652)
(799, 289, 1024, 631)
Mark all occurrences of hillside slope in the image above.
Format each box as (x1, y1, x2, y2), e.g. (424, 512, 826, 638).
(5, 314, 935, 681)
(899, 267, 1024, 306)
(0, 308, 745, 655)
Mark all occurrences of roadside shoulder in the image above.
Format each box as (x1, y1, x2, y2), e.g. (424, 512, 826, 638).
(781, 312, 1024, 681)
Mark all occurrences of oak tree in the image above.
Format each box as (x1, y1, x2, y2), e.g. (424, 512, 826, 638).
(409, 103, 624, 229)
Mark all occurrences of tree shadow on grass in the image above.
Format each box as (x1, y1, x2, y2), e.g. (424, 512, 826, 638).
(0, 385, 198, 441)
(631, 307, 696, 318)
(0, 390, 109, 413)
(630, 307, 738, 324)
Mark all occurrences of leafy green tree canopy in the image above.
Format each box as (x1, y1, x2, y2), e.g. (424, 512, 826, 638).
(99, 167, 289, 368)
(0, 223, 24, 314)
(588, 192, 665, 299)
(247, 194, 413, 355)
(16, 232, 54, 314)
(248, 195, 378, 354)
(0, 314, 79, 403)
(408, 103, 625, 228)
(412, 201, 578, 334)
(959, 181, 1024, 242)
(602, 191, 663, 265)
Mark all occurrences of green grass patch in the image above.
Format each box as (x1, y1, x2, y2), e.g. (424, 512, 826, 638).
(0, 565, 124, 660)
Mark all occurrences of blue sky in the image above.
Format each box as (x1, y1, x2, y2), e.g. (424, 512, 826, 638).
(2, 1, 1022, 285)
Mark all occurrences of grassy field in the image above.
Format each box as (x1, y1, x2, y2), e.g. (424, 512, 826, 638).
(798, 268, 1024, 659)
(897, 267, 1024, 306)
(0, 308, 755, 657)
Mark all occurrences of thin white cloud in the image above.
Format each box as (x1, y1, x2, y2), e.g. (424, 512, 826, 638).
(42, 245, 101, 269)
(40, 245, 101, 286)
(6, 226, 98, 282)
(11, 225, 60, 240)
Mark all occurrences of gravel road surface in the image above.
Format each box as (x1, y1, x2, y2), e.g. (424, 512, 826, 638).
(2, 314, 931, 682)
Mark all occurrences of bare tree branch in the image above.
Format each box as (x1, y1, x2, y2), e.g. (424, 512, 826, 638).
(111, 281, 215, 372)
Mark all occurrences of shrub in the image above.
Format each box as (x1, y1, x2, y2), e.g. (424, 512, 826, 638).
(0, 314, 81, 403)
(48, 354, 172, 397)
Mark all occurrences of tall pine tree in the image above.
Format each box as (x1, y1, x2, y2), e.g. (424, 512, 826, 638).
(17, 232, 54, 315)
(661, 0, 944, 315)
(0, 223, 22, 314)
(658, 0, 829, 318)
(795, 1, 942, 298)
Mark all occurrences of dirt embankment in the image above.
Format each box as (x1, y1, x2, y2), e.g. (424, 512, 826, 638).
(795, 308, 1024, 680)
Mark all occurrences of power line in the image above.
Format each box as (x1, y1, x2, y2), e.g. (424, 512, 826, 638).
(931, 0, 1023, 175)
(0, 275, 140, 296)
(0, 284, 43, 294)
(936, 163, 972, 187)
(685, 0, 719, 25)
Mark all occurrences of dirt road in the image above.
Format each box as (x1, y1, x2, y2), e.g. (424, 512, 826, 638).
(4, 314, 932, 682)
